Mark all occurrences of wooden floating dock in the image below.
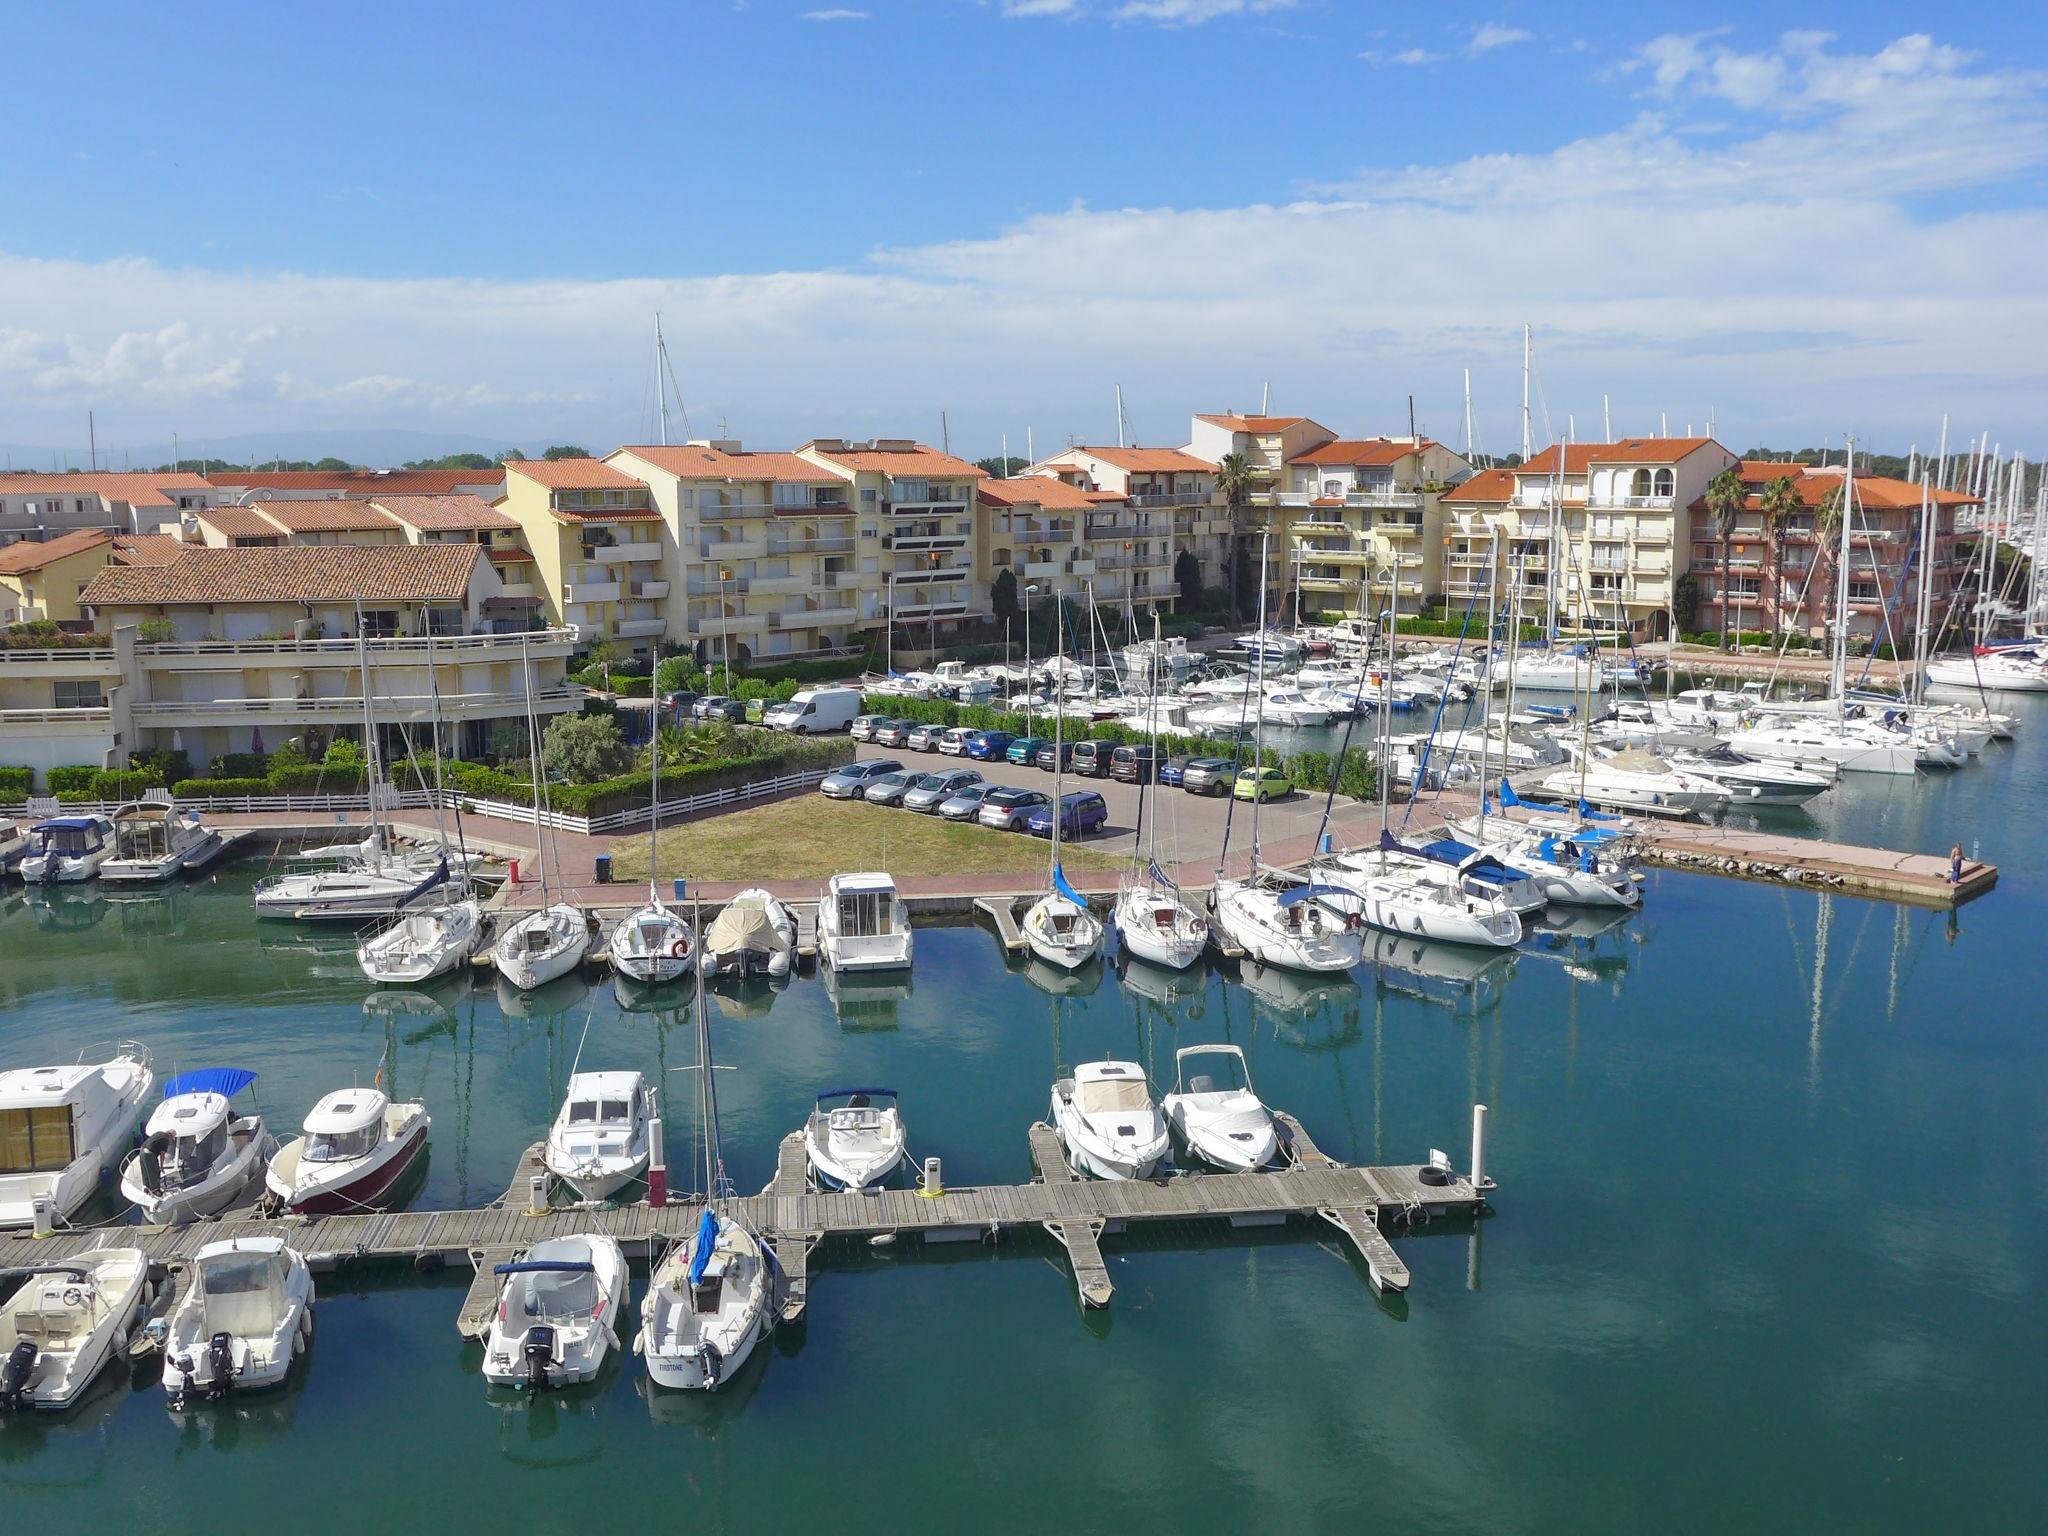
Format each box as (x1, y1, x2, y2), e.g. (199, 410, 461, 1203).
(974, 895, 1028, 953)
(1632, 822, 1996, 908)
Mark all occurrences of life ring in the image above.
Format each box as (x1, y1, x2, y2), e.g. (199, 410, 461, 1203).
(669, 938, 689, 958)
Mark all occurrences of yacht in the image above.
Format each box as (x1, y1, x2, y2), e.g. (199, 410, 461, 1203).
(544, 1071, 655, 1202)
(1538, 749, 1740, 817)
(1022, 600, 1104, 971)
(1212, 875, 1365, 973)
(818, 872, 913, 973)
(265, 1088, 430, 1214)
(1924, 648, 2048, 694)
(162, 1237, 314, 1406)
(1160, 1045, 1278, 1173)
(1410, 836, 1550, 918)
(1725, 716, 1918, 776)
(0, 1247, 153, 1412)
(118, 1068, 272, 1225)
(481, 1234, 627, 1391)
(1114, 874, 1208, 970)
(608, 901, 695, 985)
(1660, 743, 1836, 806)
(19, 815, 115, 883)
(1443, 813, 1641, 908)
(99, 800, 222, 882)
(1658, 688, 1756, 731)
(1260, 689, 1332, 728)
(639, 1209, 768, 1392)
(702, 889, 797, 979)
(254, 851, 452, 923)
(1049, 1061, 1170, 1181)
(803, 1088, 906, 1190)
(360, 898, 489, 984)
(0, 1044, 154, 1229)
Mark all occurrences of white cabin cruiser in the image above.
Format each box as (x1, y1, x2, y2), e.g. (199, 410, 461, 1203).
(118, 1068, 272, 1225)
(359, 896, 489, 984)
(1660, 744, 1836, 806)
(254, 851, 453, 923)
(0, 1247, 153, 1412)
(639, 1209, 767, 1392)
(1050, 1061, 1170, 1181)
(803, 1088, 906, 1190)
(1539, 749, 1740, 817)
(1259, 689, 1332, 728)
(266, 1088, 430, 1214)
(702, 889, 796, 979)
(481, 1234, 626, 1391)
(819, 873, 914, 973)
(608, 899, 694, 985)
(0, 816, 28, 875)
(544, 1072, 655, 1202)
(1725, 716, 1918, 776)
(162, 1237, 313, 1407)
(0, 1044, 154, 1229)
(19, 816, 115, 884)
(1161, 1045, 1278, 1173)
(1924, 648, 2048, 694)
(99, 799, 221, 883)
(493, 902, 591, 991)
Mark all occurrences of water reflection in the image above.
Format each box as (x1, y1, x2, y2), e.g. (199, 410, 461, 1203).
(23, 885, 108, 933)
(820, 966, 913, 1031)
(1014, 953, 1104, 998)
(1519, 907, 1642, 991)
(1114, 950, 1210, 1009)
(1239, 961, 1362, 1048)
(710, 978, 785, 1021)
(1363, 930, 1516, 1015)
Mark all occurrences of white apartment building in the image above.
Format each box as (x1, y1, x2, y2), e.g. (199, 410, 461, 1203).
(0, 472, 219, 545)
(1027, 446, 1232, 589)
(1280, 438, 1474, 619)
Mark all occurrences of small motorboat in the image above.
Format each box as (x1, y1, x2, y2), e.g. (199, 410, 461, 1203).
(0, 1043, 155, 1229)
(19, 815, 115, 884)
(480, 1234, 626, 1392)
(1049, 1060, 1170, 1181)
(818, 873, 913, 973)
(0, 816, 28, 875)
(804, 1088, 906, 1190)
(639, 1208, 769, 1392)
(265, 1088, 430, 1214)
(118, 1068, 273, 1225)
(1161, 1045, 1278, 1173)
(0, 1247, 154, 1412)
(702, 889, 797, 979)
(608, 898, 694, 985)
(544, 1072, 655, 1202)
(359, 897, 489, 984)
(493, 902, 591, 991)
(99, 799, 222, 883)
(162, 1236, 314, 1407)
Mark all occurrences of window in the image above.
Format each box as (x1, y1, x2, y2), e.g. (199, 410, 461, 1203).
(0, 1105, 76, 1173)
(424, 606, 463, 636)
(360, 609, 400, 637)
(861, 487, 878, 504)
(568, 1100, 599, 1126)
(54, 679, 104, 709)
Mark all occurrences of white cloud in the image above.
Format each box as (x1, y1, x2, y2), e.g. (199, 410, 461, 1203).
(1468, 23, 1531, 56)
(1000, 0, 1080, 15)
(1110, 0, 1296, 26)
(801, 7, 868, 19)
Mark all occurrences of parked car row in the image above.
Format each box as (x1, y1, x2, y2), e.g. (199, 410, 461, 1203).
(816, 759, 1112, 839)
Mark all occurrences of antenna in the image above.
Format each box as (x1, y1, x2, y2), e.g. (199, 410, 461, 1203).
(941, 411, 950, 454)
(1461, 368, 1475, 460)
(1259, 381, 1270, 415)
(1602, 394, 1611, 441)
(1407, 393, 1417, 444)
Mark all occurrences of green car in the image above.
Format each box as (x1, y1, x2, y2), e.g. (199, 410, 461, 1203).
(1232, 766, 1291, 803)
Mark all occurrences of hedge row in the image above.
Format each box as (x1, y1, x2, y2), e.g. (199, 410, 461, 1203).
(0, 766, 32, 798)
(172, 777, 273, 799)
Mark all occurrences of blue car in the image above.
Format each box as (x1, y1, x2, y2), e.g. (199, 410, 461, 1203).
(965, 730, 1017, 761)
(1023, 790, 1109, 841)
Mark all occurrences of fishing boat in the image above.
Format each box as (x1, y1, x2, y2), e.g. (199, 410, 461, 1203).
(803, 1088, 906, 1190)
(1049, 1060, 1170, 1181)
(162, 1236, 314, 1407)
(480, 1233, 627, 1391)
(608, 696, 694, 984)
(19, 815, 114, 884)
(265, 1087, 430, 1214)
(99, 798, 222, 882)
(0, 1247, 153, 1412)
(702, 889, 797, 979)
(818, 872, 913, 973)
(0, 1043, 154, 1229)
(544, 1071, 655, 1202)
(1160, 1045, 1278, 1173)
(118, 1068, 273, 1225)
(1022, 592, 1104, 970)
(495, 641, 591, 990)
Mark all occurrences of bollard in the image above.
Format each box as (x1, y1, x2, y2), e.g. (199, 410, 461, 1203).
(1470, 1103, 1489, 1190)
(919, 1156, 943, 1197)
(527, 1171, 547, 1217)
(508, 857, 521, 884)
(30, 1195, 52, 1239)
(647, 1116, 667, 1209)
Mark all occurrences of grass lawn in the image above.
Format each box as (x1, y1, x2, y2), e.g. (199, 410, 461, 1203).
(607, 795, 1124, 883)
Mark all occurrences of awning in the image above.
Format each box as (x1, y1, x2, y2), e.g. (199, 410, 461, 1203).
(163, 1067, 258, 1099)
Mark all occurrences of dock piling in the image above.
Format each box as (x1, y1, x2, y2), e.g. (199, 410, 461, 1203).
(1470, 1104, 1489, 1192)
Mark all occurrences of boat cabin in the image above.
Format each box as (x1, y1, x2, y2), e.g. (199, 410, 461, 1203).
(140, 1092, 234, 1191)
(1073, 1063, 1149, 1118)
(301, 1089, 389, 1163)
(193, 1244, 293, 1333)
(0, 1065, 120, 1180)
(110, 801, 199, 862)
(562, 1072, 642, 1129)
(29, 817, 110, 859)
(506, 1261, 598, 1323)
(830, 874, 901, 939)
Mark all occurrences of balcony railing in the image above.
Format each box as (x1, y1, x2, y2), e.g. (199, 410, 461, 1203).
(686, 577, 752, 597)
(1588, 495, 1675, 509)
(1083, 522, 1143, 540)
(1129, 491, 1209, 509)
(590, 543, 662, 564)
(0, 705, 112, 725)
(133, 686, 583, 721)
(767, 536, 854, 556)
(133, 628, 577, 662)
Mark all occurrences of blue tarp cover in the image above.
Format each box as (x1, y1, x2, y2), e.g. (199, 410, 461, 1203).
(163, 1067, 257, 1100)
(33, 817, 103, 831)
(1276, 883, 1349, 908)
(687, 1207, 720, 1288)
(1052, 863, 1085, 907)
(492, 1260, 596, 1276)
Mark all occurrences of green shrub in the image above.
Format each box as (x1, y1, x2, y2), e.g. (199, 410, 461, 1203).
(542, 712, 634, 783)
(0, 766, 32, 799)
(90, 767, 162, 800)
(323, 739, 364, 768)
(268, 763, 369, 793)
(129, 748, 192, 788)
(210, 752, 270, 779)
(172, 777, 272, 799)
(44, 765, 99, 794)
(655, 656, 706, 695)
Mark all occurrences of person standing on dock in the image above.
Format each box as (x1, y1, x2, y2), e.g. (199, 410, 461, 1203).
(1949, 844, 1964, 885)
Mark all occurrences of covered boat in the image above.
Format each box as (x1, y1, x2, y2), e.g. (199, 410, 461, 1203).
(701, 890, 796, 979)
(1049, 1060, 1170, 1181)
(803, 1088, 906, 1190)
(0, 1248, 154, 1412)
(481, 1234, 626, 1391)
(162, 1236, 313, 1406)
(19, 815, 114, 884)
(118, 1068, 272, 1225)
(265, 1087, 430, 1214)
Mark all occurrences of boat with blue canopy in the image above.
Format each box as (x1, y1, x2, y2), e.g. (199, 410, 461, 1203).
(118, 1067, 273, 1225)
(479, 1233, 626, 1392)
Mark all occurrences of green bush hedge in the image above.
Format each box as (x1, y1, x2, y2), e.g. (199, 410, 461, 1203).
(172, 777, 272, 799)
(44, 765, 99, 794)
(210, 752, 271, 778)
(91, 768, 163, 800)
(0, 766, 32, 799)
(267, 763, 369, 793)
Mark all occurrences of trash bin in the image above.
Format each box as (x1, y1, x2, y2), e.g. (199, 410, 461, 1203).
(673, 878, 687, 901)
(594, 853, 612, 884)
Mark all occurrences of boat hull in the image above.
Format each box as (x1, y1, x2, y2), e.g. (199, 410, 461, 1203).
(269, 1118, 428, 1215)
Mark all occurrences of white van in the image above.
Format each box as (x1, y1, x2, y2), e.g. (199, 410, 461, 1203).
(765, 686, 863, 734)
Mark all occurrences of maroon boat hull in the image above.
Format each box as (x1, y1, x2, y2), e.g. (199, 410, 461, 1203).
(282, 1120, 428, 1215)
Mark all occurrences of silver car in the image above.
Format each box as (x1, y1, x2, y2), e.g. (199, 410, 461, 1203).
(862, 770, 921, 806)
(936, 727, 973, 757)
(819, 758, 904, 798)
(936, 782, 1000, 820)
(902, 768, 984, 813)
(905, 723, 945, 752)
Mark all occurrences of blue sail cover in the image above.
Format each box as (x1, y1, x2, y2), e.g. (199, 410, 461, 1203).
(1499, 777, 1527, 808)
(1577, 799, 1624, 822)
(162, 1067, 257, 1100)
(1052, 863, 1085, 907)
(687, 1207, 720, 1287)
(1276, 883, 1348, 908)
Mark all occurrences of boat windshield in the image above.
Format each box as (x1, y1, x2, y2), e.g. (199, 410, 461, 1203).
(567, 1098, 633, 1126)
(1076, 1078, 1150, 1115)
(198, 1252, 286, 1305)
(306, 1125, 378, 1162)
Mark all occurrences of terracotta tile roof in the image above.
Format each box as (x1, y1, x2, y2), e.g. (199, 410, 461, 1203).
(0, 471, 212, 509)
(977, 476, 1115, 511)
(799, 441, 987, 479)
(252, 500, 396, 532)
(1516, 444, 1602, 475)
(109, 534, 190, 567)
(615, 445, 846, 483)
(1196, 414, 1313, 433)
(1695, 465, 1979, 514)
(203, 469, 498, 494)
(0, 528, 115, 575)
(487, 547, 534, 563)
(504, 457, 648, 491)
(548, 504, 663, 523)
(1440, 469, 1516, 505)
(369, 494, 517, 531)
(1290, 438, 1432, 468)
(79, 545, 483, 607)
(1522, 437, 1721, 474)
(198, 507, 285, 540)
(1055, 446, 1213, 475)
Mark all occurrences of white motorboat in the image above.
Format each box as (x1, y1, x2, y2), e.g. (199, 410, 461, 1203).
(0, 1043, 154, 1229)
(118, 1068, 272, 1225)
(1313, 844, 1523, 949)
(254, 853, 453, 923)
(1049, 1060, 1170, 1181)
(1211, 874, 1365, 974)
(1444, 814, 1641, 908)
(1160, 1045, 1278, 1173)
(819, 872, 913, 973)
(544, 1071, 655, 1202)
(702, 889, 796, 979)
(608, 899, 695, 985)
(803, 1088, 906, 1190)
(162, 1236, 314, 1407)
(1260, 689, 1332, 728)
(481, 1234, 626, 1391)
(360, 897, 489, 984)
(19, 815, 114, 884)
(1661, 744, 1836, 806)
(0, 816, 29, 875)
(1539, 749, 1740, 816)
(639, 1209, 768, 1392)
(1658, 688, 1756, 732)
(0, 1247, 153, 1412)
(265, 1088, 430, 1214)
(99, 799, 222, 882)
(1115, 698, 1195, 735)
(1725, 717, 1918, 776)
(493, 903, 591, 991)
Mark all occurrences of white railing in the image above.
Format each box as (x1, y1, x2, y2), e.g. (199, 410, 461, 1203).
(132, 686, 583, 720)
(135, 628, 576, 660)
(0, 646, 116, 664)
(0, 705, 112, 724)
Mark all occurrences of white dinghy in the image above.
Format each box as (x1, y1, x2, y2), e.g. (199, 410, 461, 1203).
(1160, 1045, 1279, 1173)
(702, 889, 797, 980)
(118, 1068, 273, 1225)
(480, 1234, 627, 1392)
(162, 1236, 314, 1407)
(1049, 1060, 1170, 1181)
(0, 1247, 153, 1412)
(804, 1088, 906, 1191)
(544, 1071, 655, 1202)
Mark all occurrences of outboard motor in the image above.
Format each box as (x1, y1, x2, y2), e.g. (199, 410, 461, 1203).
(206, 1331, 237, 1398)
(37, 851, 59, 886)
(522, 1325, 557, 1392)
(1, 1339, 37, 1410)
(701, 1338, 722, 1390)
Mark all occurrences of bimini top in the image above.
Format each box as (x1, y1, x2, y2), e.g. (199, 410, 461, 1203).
(32, 816, 108, 832)
(163, 1067, 257, 1100)
(1275, 882, 1351, 908)
(302, 1087, 389, 1136)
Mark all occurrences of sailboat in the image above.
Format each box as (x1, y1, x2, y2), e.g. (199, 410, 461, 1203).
(638, 911, 770, 1392)
(1022, 591, 1103, 969)
(608, 694, 694, 984)
(1112, 614, 1207, 970)
(493, 639, 591, 990)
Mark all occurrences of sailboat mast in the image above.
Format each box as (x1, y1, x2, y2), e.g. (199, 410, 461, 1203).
(1481, 527, 1499, 835)
(655, 314, 670, 447)
(1831, 436, 1856, 703)
(648, 680, 662, 901)
(354, 600, 383, 852)
(519, 639, 550, 900)
(1050, 591, 1064, 882)
(1250, 528, 1269, 868)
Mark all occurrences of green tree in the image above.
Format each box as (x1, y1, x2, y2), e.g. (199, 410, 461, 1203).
(323, 737, 364, 768)
(975, 456, 1029, 477)
(1706, 466, 1747, 650)
(1174, 548, 1202, 607)
(312, 457, 357, 471)
(541, 445, 592, 461)
(991, 566, 1021, 629)
(1213, 452, 1257, 623)
(1673, 571, 1699, 634)
(541, 712, 632, 784)
(1758, 474, 1805, 635)
(501, 449, 528, 461)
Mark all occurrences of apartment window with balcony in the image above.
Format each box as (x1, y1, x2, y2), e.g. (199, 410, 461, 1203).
(424, 606, 464, 636)
(861, 487, 877, 504)
(53, 679, 105, 709)
(361, 609, 401, 638)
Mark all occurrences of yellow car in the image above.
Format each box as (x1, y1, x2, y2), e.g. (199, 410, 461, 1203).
(1232, 766, 1291, 803)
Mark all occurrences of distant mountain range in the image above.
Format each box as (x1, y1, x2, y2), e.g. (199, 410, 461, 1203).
(0, 429, 554, 473)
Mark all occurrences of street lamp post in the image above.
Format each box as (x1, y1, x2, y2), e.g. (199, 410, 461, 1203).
(717, 565, 733, 693)
(1022, 582, 1041, 731)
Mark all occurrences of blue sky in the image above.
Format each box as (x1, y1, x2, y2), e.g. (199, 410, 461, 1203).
(3, 0, 2045, 461)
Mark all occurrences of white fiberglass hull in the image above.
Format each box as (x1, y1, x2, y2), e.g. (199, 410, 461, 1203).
(1113, 887, 1207, 970)
(1924, 658, 2048, 694)
(1727, 728, 1918, 777)
(119, 1121, 271, 1225)
(1444, 820, 1641, 908)
(608, 903, 694, 984)
(1211, 881, 1363, 975)
(162, 1242, 314, 1407)
(1163, 1099, 1279, 1173)
(482, 1236, 626, 1390)
(1048, 1088, 1169, 1182)
(0, 1247, 150, 1411)
(1314, 860, 1523, 949)
(639, 1218, 768, 1391)
(359, 899, 487, 983)
(20, 850, 107, 883)
(493, 905, 588, 990)
(805, 1110, 907, 1191)
(0, 1049, 154, 1230)
(1024, 894, 1102, 970)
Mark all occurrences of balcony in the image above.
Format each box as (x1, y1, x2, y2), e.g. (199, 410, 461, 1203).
(894, 600, 972, 621)
(883, 531, 969, 553)
(0, 704, 112, 727)
(133, 628, 578, 667)
(1293, 518, 1350, 536)
(1067, 559, 1097, 578)
(686, 577, 751, 597)
(746, 575, 811, 596)
(1082, 522, 1143, 541)
(769, 604, 858, 630)
(698, 540, 766, 561)
(628, 578, 669, 600)
(590, 543, 662, 565)
(132, 686, 582, 726)
(0, 645, 118, 677)
(563, 581, 622, 605)
(774, 496, 850, 514)
(1588, 495, 1675, 510)
(1129, 490, 1208, 509)
(881, 497, 970, 517)
(615, 617, 667, 638)
(1017, 561, 1061, 580)
(767, 535, 854, 557)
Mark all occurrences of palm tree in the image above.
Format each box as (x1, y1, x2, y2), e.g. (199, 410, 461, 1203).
(1758, 474, 1804, 635)
(1214, 451, 1256, 623)
(1705, 467, 1747, 650)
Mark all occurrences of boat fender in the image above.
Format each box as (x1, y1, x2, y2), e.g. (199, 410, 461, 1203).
(1417, 1163, 1454, 1187)
(669, 938, 689, 958)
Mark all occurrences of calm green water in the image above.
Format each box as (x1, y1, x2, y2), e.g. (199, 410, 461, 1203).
(3, 703, 2044, 1534)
